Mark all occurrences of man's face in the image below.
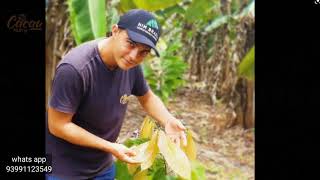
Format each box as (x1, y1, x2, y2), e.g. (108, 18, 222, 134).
(113, 28, 151, 70)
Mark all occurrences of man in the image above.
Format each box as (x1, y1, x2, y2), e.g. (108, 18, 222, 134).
(46, 9, 187, 180)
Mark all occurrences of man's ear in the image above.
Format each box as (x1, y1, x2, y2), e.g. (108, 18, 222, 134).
(111, 24, 120, 36)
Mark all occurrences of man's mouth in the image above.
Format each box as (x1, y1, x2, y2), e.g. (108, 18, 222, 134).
(124, 58, 135, 65)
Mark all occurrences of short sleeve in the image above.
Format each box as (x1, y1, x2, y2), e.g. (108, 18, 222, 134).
(132, 65, 149, 96)
(49, 63, 84, 114)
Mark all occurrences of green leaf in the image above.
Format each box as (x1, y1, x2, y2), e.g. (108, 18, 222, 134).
(151, 165, 166, 179)
(133, 169, 151, 180)
(181, 130, 197, 161)
(228, 28, 237, 41)
(143, 38, 187, 104)
(157, 130, 191, 179)
(141, 131, 159, 170)
(67, 0, 107, 45)
(191, 161, 207, 180)
(106, 7, 120, 33)
(161, 90, 169, 103)
(205, 15, 230, 32)
(231, 0, 241, 14)
(133, 0, 183, 11)
(238, 46, 254, 80)
(147, 155, 166, 179)
(234, 0, 255, 19)
(115, 160, 133, 180)
(128, 163, 140, 175)
(130, 142, 150, 163)
(88, 0, 107, 38)
(150, 155, 165, 169)
(119, 0, 137, 12)
(124, 137, 150, 148)
(139, 116, 155, 139)
(157, 4, 186, 19)
(164, 176, 180, 180)
(185, 0, 219, 24)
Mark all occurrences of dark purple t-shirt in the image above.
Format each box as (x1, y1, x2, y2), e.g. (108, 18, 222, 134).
(46, 38, 149, 179)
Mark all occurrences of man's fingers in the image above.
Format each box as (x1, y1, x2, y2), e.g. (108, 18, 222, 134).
(175, 137, 180, 147)
(124, 156, 143, 164)
(177, 120, 186, 130)
(168, 133, 187, 147)
(180, 131, 187, 147)
(125, 149, 136, 156)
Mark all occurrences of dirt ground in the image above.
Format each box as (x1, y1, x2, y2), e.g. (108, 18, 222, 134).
(117, 87, 254, 180)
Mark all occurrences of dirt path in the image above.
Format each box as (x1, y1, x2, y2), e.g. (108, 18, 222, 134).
(118, 87, 254, 179)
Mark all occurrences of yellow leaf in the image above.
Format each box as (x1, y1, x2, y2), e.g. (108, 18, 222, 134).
(141, 130, 159, 170)
(127, 163, 139, 175)
(158, 130, 191, 179)
(133, 169, 150, 180)
(130, 142, 149, 163)
(140, 116, 155, 139)
(181, 129, 197, 161)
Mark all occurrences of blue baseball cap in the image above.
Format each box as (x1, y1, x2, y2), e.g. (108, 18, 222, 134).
(117, 9, 161, 57)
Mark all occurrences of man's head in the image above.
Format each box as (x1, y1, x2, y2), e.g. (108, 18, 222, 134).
(109, 9, 161, 70)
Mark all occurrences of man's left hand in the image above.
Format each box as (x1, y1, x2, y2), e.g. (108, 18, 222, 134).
(165, 118, 187, 147)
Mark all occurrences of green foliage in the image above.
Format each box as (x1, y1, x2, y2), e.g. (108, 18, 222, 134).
(124, 137, 150, 148)
(185, 0, 220, 25)
(114, 154, 179, 180)
(155, 5, 185, 27)
(205, 0, 255, 32)
(118, 0, 137, 12)
(133, 0, 183, 12)
(238, 46, 254, 80)
(88, 0, 107, 38)
(235, 0, 255, 19)
(119, 0, 183, 12)
(204, 15, 230, 32)
(106, 1, 120, 33)
(67, 0, 106, 45)
(147, 155, 167, 178)
(157, 4, 186, 18)
(191, 161, 207, 180)
(115, 160, 133, 180)
(116, 123, 208, 180)
(116, 143, 207, 180)
(230, 0, 241, 14)
(142, 39, 188, 104)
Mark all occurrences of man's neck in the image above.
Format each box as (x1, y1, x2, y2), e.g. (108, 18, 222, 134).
(98, 38, 118, 70)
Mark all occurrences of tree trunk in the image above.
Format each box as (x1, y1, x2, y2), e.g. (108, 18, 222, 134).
(244, 80, 254, 128)
(46, 0, 75, 107)
(186, 1, 255, 130)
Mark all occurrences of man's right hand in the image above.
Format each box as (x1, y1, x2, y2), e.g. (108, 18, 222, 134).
(109, 143, 142, 164)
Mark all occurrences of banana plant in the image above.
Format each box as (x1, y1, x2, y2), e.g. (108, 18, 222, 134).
(67, 0, 107, 45)
(204, 0, 255, 32)
(119, 0, 183, 12)
(238, 46, 254, 81)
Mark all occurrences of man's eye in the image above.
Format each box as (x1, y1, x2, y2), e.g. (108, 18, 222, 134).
(140, 51, 150, 57)
(128, 41, 135, 47)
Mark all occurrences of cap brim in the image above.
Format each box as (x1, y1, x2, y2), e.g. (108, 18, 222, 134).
(126, 29, 160, 57)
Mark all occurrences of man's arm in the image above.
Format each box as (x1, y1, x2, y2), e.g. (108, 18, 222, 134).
(48, 107, 139, 163)
(137, 90, 174, 126)
(137, 89, 187, 146)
